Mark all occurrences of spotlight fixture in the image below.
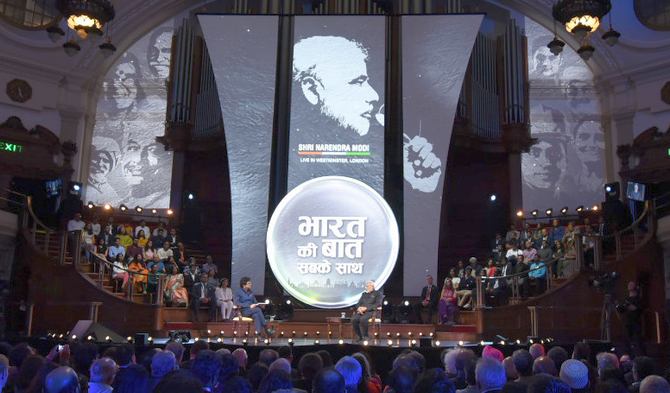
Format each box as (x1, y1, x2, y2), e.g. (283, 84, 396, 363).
(87, 201, 95, 209)
(167, 209, 174, 215)
(338, 339, 344, 344)
(560, 207, 568, 215)
(99, 38, 116, 58)
(516, 210, 524, 218)
(187, 193, 195, 200)
(119, 204, 128, 212)
(135, 206, 143, 213)
(435, 340, 441, 346)
(545, 208, 553, 216)
(403, 300, 409, 307)
(605, 185, 613, 193)
(71, 183, 81, 192)
(103, 203, 112, 211)
(151, 209, 158, 214)
(531, 209, 539, 217)
(383, 300, 388, 306)
(387, 339, 393, 346)
(592, 205, 599, 211)
(576, 205, 584, 212)
(489, 194, 497, 202)
(458, 341, 464, 346)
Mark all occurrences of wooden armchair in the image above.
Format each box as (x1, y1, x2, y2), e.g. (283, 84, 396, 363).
(231, 305, 253, 337)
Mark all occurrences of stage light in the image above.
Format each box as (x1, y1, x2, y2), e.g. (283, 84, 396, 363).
(458, 341, 464, 346)
(316, 331, 320, 336)
(429, 332, 434, 337)
(386, 332, 391, 337)
(516, 210, 524, 217)
(103, 204, 112, 211)
(516, 339, 521, 344)
(167, 209, 174, 215)
(480, 340, 485, 346)
(72, 183, 81, 192)
(286, 299, 291, 305)
(242, 339, 247, 345)
(264, 339, 270, 345)
(363, 340, 369, 346)
(561, 207, 568, 215)
(288, 338, 293, 344)
(187, 193, 195, 200)
(264, 299, 270, 304)
(314, 340, 320, 345)
(411, 339, 416, 346)
(403, 300, 409, 306)
(280, 331, 284, 337)
(419, 332, 423, 337)
(545, 208, 553, 216)
(135, 206, 143, 213)
(217, 337, 222, 343)
(59, 334, 64, 338)
(529, 339, 534, 344)
(232, 331, 237, 337)
(207, 330, 211, 335)
(576, 206, 584, 212)
(220, 330, 224, 335)
(408, 332, 413, 337)
(374, 332, 379, 337)
(383, 300, 388, 306)
(87, 201, 95, 209)
(489, 194, 497, 202)
(328, 331, 332, 336)
(87, 335, 93, 341)
(71, 335, 77, 340)
(338, 339, 344, 345)
(126, 336, 132, 342)
(152, 209, 158, 214)
(120, 204, 128, 212)
(387, 339, 393, 346)
(292, 331, 296, 336)
(148, 336, 153, 343)
(303, 332, 308, 337)
(592, 205, 599, 211)
(531, 210, 539, 217)
(605, 185, 612, 193)
(105, 336, 111, 342)
(435, 340, 441, 346)
(396, 332, 401, 337)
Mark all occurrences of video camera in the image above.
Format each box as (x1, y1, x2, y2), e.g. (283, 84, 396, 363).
(588, 271, 619, 293)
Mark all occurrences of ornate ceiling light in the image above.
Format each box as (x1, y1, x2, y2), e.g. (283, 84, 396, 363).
(552, 0, 611, 41)
(57, 0, 115, 40)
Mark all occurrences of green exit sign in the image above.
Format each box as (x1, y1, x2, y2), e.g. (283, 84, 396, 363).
(668, 147, 670, 156)
(0, 140, 22, 153)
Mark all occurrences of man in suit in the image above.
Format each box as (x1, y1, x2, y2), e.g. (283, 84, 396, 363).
(415, 275, 439, 324)
(190, 273, 216, 322)
(234, 277, 274, 338)
(352, 280, 383, 342)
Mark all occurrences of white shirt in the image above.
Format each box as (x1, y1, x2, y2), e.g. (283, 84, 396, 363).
(157, 248, 173, 260)
(113, 261, 126, 274)
(135, 225, 151, 237)
(506, 249, 523, 259)
(67, 219, 85, 232)
(215, 287, 233, 304)
(91, 223, 101, 236)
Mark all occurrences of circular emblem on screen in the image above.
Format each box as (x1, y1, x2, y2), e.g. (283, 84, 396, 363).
(267, 176, 399, 309)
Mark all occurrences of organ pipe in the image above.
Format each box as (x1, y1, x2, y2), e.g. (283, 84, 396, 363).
(193, 45, 223, 137)
(169, 19, 194, 125)
(502, 19, 527, 126)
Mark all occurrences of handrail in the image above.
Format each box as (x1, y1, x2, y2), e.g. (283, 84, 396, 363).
(25, 196, 57, 234)
(4, 189, 29, 197)
(602, 200, 651, 240)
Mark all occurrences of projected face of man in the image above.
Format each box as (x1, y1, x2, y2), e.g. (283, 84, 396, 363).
(112, 60, 139, 110)
(294, 36, 379, 136)
(89, 137, 119, 186)
(575, 125, 604, 171)
(523, 139, 566, 189)
(120, 135, 162, 188)
(148, 31, 172, 79)
(532, 46, 562, 78)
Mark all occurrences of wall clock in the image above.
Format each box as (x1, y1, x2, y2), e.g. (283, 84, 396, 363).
(6, 79, 32, 103)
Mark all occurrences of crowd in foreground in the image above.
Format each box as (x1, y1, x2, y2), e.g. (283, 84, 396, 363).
(0, 338, 668, 393)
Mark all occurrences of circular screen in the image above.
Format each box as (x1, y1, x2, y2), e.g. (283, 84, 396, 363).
(267, 176, 399, 308)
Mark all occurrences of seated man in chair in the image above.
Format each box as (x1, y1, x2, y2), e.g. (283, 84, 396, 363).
(233, 277, 274, 338)
(190, 273, 216, 322)
(352, 280, 383, 342)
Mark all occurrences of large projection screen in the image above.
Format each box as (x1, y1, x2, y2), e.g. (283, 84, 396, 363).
(287, 16, 386, 194)
(199, 15, 279, 294)
(402, 15, 483, 295)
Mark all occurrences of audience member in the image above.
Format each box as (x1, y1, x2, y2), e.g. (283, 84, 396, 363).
(559, 359, 589, 392)
(335, 356, 362, 393)
(112, 364, 148, 393)
(148, 351, 177, 391)
(640, 375, 670, 393)
(246, 363, 269, 391)
(164, 341, 185, 364)
(532, 356, 557, 377)
(44, 366, 80, 393)
(529, 343, 545, 360)
(257, 369, 292, 393)
(295, 352, 323, 392)
(190, 350, 221, 392)
(312, 367, 345, 393)
(215, 278, 234, 320)
(416, 275, 439, 324)
(190, 273, 217, 322)
(232, 348, 248, 374)
(88, 357, 117, 393)
(476, 357, 506, 393)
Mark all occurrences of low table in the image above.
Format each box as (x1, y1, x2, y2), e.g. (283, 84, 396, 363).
(326, 317, 350, 339)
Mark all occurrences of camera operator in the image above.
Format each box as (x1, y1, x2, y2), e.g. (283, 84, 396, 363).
(620, 281, 643, 353)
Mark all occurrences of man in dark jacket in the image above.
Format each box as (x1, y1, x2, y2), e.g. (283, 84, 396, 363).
(415, 275, 439, 323)
(352, 280, 383, 342)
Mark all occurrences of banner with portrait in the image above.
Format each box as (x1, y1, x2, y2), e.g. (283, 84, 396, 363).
(401, 15, 483, 295)
(522, 17, 605, 212)
(86, 22, 175, 208)
(287, 16, 386, 194)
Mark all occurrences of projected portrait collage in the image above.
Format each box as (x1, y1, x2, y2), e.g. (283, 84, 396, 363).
(287, 17, 386, 194)
(522, 18, 605, 211)
(87, 24, 174, 208)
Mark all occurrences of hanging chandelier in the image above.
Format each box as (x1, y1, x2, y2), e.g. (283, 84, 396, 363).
(552, 0, 611, 41)
(45, 0, 116, 57)
(57, 0, 115, 40)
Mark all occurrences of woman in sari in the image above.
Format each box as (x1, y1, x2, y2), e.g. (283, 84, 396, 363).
(215, 278, 234, 320)
(128, 255, 149, 294)
(438, 277, 458, 325)
(164, 264, 188, 307)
